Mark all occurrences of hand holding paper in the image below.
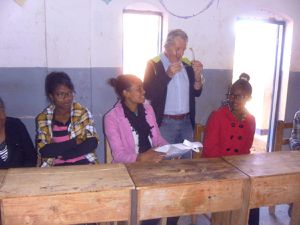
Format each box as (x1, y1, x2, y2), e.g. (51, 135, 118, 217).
(155, 139, 203, 159)
(137, 148, 165, 163)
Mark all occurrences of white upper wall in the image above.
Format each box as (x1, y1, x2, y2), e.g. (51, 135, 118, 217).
(0, 0, 299, 71)
(0, 0, 46, 67)
(46, 0, 91, 68)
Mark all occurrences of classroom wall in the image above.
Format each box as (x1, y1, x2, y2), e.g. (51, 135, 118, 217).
(0, 0, 299, 162)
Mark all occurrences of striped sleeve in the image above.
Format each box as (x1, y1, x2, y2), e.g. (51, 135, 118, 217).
(290, 110, 300, 150)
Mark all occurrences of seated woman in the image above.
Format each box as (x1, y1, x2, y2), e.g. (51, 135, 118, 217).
(36, 72, 98, 167)
(202, 73, 259, 225)
(104, 74, 166, 164)
(0, 97, 37, 168)
(105, 74, 169, 225)
(290, 109, 300, 150)
(288, 110, 300, 216)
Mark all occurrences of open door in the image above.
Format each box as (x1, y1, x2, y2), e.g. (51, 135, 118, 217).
(233, 19, 285, 152)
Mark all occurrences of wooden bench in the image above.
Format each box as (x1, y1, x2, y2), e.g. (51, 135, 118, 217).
(126, 158, 250, 225)
(0, 164, 135, 225)
(192, 123, 205, 159)
(223, 151, 300, 225)
(0, 169, 7, 225)
(269, 120, 293, 214)
(273, 120, 293, 152)
(0, 169, 7, 186)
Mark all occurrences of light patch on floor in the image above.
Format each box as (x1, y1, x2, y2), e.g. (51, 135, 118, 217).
(177, 204, 290, 225)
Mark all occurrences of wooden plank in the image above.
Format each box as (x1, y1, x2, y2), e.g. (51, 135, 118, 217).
(226, 174, 250, 225)
(136, 180, 246, 219)
(223, 151, 300, 225)
(127, 158, 248, 187)
(0, 170, 7, 225)
(274, 120, 293, 152)
(290, 201, 300, 225)
(1, 189, 131, 225)
(0, 170, 7, 190)
(130, 189, 138, 225)
(0, 164, 134, 225)
(249, 174, 300, 208)
(203, 174, 250, 225)
(223, 151, 300, 177)
(211, 212, 231, 225)
(223, 152, 300, 207)
(0, 164, 133, 197)
(126, 158, 249, 225)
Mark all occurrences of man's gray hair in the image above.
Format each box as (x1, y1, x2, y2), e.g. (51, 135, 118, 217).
(164, 29, 188, 48)
(0, 97, 4, 109)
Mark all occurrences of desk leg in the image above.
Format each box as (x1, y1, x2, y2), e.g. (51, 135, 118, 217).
(212, 179, 250, 225)
(211, 212, 230, 225)
(290, 202, 300, 225)
(231, 179, 250, 225)
(130, 189, 138, 225)
(0, 201, 3, 225)
(211, 209, 250, 225)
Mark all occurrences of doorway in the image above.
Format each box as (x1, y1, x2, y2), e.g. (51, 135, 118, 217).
(233, 19, 285, 152)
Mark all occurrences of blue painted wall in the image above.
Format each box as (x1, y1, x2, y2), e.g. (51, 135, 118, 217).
(1, 68, 299, 162)
(0, 67, 234, 162)
(285, 71, 300, 121)
(0, 67, 121, 163)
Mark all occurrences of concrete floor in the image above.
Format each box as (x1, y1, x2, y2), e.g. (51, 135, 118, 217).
(178, 204, 290, 225)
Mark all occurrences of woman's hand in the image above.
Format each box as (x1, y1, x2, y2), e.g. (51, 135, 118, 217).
(136, 148, 165, 163)
(76, 136, 84, 145)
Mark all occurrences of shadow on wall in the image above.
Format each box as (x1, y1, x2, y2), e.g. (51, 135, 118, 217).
(196, 69, 233, 125)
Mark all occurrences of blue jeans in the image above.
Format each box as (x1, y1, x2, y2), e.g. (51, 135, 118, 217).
(152, 117, 194, 224)
(160, 116, 193, 159)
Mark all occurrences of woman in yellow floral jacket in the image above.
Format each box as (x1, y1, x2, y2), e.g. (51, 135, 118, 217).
(36, 72, 98, 167)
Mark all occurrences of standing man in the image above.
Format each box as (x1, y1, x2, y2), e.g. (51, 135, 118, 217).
(144, 29, 204, 146)
(144, 29, 203, 225)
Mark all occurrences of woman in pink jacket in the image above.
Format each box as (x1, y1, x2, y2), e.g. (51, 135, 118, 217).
(104, 74, 167, 164)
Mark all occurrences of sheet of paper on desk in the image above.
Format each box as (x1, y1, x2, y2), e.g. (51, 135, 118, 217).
(155, 139, 203, 158)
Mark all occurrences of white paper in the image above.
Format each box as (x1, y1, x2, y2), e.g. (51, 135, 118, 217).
(155, 139, 203, 158)
(182, 139, 203, 152)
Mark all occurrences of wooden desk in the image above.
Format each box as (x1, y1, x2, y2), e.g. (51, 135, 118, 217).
(126, 158, 250, 225)
(0, 164, 135, 225)
(0, 170, 7, 225)
(223, 151, 300, 225)
(0, 170, 7, 187)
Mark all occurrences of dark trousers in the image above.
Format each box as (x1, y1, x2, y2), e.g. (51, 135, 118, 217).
(141, 216, 179, 225)
(249, 208, 260, 225)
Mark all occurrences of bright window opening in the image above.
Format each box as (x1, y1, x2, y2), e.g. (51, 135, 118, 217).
(123, 10, 162, 79)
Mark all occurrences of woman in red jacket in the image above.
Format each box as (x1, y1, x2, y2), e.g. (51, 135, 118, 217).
(203, 73, 259, 225)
